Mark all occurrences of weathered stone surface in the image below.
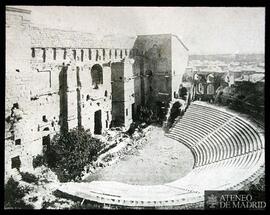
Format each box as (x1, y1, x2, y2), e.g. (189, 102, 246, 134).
(5, 6, 188, 182)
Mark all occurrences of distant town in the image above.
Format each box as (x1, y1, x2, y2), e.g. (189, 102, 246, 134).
(187, 53, 264, 84)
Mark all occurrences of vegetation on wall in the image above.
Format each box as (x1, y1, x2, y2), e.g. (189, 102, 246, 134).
(32, 154, 47, 168)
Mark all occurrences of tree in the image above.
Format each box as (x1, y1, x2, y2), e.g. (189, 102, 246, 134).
(4, 178, 33, 209)
(44, 127, 105, 182)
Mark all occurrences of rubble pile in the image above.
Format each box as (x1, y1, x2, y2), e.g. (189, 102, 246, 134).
(14, 166, 76, 209)
(81, 125, 154, 180)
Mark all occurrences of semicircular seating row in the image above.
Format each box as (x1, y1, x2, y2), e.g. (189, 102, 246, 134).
(58, 101, 264, 208)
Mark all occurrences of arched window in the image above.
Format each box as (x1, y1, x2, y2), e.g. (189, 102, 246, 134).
(91, 64, 103, 87)
(197, 83, 204, 94)
(207, 84, 215, 95)
(152, 44, 160, 58)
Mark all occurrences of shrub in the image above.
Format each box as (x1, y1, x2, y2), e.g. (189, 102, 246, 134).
(217, 81, 264, 119)
(126, 122, 137, 136)
(4, 177, 34, 209)
(44, 127, 105, 182)
(33, 154, 46, 168)
(20, 172, 39, 185)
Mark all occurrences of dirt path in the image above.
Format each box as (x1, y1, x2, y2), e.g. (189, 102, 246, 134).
(83, 127, 194, 185)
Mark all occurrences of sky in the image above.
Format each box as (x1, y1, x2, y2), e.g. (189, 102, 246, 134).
(16, 6, 265, 54)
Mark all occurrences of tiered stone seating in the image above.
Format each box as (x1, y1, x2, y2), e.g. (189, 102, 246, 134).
(57, 101, 264, 209)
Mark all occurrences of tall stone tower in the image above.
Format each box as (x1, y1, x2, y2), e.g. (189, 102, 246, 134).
(111, 58, 135, 128)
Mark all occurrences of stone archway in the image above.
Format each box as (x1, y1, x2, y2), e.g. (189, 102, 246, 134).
(91, 64, 103, 87)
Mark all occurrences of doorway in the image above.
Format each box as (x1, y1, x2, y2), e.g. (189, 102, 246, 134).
(11, 156, 21, 169)
(132, 103, 135, 120)
(42, 135, 50, 152)
(94, 110, 102, 134)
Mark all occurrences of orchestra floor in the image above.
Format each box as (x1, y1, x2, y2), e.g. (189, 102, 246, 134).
(83, 126, 194, 185)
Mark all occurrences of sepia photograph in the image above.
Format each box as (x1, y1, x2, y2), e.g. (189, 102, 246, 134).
(5, 5, 265, 210)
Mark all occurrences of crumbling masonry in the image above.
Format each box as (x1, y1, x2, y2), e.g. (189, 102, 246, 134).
(5, 7, 189, 181)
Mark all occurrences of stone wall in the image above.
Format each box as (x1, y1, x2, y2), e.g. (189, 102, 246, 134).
(171, 35, 189, 99)
(5, 7, 189, 181)
(132, 34, 188, 113)
(5, 7, 34, 181)
(5, 7, 134, 180)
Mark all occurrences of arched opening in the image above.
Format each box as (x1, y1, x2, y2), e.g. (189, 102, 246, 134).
(207, 84, 215, 95)
(197, 83, 204, 94)
(91, 64, 103, 88)
(149, 44, 160, 59)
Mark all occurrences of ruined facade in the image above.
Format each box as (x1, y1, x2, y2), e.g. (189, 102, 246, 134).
(5, 7, 188, 180)
(132, 34, 189, 116)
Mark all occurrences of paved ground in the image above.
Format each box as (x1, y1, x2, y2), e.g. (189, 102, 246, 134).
(83, 126, 194, 185)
